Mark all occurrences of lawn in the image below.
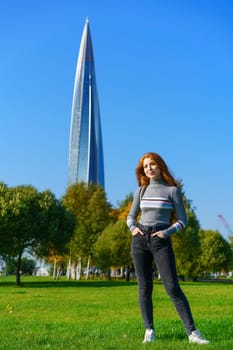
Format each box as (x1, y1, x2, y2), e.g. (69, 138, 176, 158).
(0, 276, 232, 349)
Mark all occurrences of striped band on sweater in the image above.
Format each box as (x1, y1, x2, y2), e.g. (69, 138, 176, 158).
(171, 220, 186, 232)
(141, 197, 173, 210)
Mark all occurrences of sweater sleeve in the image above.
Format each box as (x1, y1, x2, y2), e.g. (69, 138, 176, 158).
(126, 187, 141, 232)
(162, 186, 188, 239)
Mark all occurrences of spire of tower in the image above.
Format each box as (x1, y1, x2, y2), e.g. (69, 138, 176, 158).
(68, 19, 105, 188)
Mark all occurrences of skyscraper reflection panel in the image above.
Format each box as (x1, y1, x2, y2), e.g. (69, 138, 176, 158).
(68, 19, 105, 188)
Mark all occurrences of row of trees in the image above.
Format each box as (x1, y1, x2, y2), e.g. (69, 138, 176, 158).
(0, 181, 232, 285)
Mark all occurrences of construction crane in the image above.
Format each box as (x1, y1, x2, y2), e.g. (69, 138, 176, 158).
(218, 214, 233, 237)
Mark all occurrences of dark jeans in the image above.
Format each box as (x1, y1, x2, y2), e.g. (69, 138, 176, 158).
(131, 224, 195, 335)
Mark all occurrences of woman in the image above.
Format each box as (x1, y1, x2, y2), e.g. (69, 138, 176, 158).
(127, 152, 210, 344)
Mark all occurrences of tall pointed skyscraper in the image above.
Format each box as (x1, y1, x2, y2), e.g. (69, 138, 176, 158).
(68, 19, 105, 188)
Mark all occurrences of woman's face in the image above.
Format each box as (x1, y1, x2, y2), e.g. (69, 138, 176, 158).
(143, 157, 161, 180)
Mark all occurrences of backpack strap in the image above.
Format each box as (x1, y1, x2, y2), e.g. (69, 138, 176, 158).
(139, 185, 146, 200)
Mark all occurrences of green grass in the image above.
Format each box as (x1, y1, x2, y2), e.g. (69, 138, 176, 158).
(0, 276, 232, 349)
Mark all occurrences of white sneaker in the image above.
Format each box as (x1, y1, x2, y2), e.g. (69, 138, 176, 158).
(189, 330, 210, 345)
(142, 329, 156, 343)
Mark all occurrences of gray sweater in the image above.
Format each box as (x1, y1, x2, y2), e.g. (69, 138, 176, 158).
(126, 178, 188, 238)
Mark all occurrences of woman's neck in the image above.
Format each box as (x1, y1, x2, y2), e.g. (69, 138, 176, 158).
(149, 177, 163, 184)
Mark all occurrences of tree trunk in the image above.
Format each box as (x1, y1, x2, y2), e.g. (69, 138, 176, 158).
(86, 255, 90, 280)
(16, 254, 22, 286)
(125, 265, 130, 282)
(53, 258, 57, 280)
(66, 258, 71, 280)
(76, 257, 82, 280)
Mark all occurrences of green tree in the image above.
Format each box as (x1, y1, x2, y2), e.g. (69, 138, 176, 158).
(171, 183, 201, 281)
(0, 184, 75, 285)
(198, 229, 233, 276)
(172, 210, 201, 280)
(94, 220, 132, 280)
(62, 182, 112, 273)
(21, 257, 36, 275)
(114, 193, 134, 221)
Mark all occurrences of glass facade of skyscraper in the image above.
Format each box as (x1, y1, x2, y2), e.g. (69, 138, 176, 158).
(68, 19, 105, 188)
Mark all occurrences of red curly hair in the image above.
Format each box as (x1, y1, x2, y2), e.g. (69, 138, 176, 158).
(135, 152, 177, 187)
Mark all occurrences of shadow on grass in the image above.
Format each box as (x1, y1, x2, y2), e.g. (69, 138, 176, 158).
(2, 276, 229, 289)
(0, 277, 138, 289)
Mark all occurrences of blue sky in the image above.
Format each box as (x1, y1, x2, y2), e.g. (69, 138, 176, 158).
(1, 1, 233, 239)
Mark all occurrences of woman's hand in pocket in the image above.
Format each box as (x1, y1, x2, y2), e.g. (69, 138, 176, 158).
(132, 228, 144, 236)
(151, 230, 164, 238)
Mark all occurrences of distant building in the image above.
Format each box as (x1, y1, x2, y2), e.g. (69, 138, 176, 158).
(68, 18, 105, 188)
(0, 258, 6, 276)
(34, 267, 50, 276)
